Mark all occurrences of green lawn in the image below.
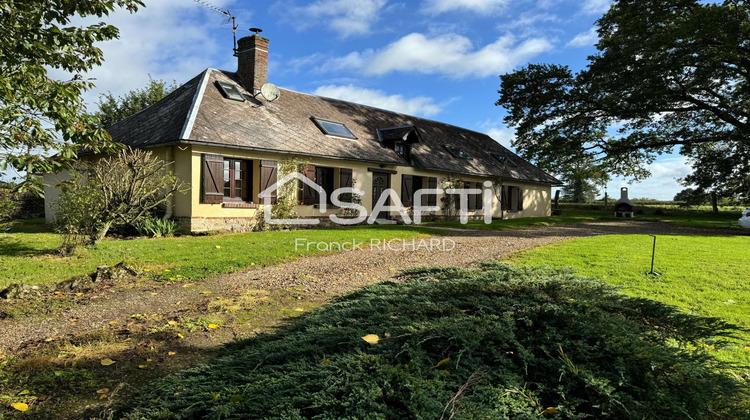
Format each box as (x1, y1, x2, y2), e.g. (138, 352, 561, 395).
(425, 207, 742, 231)
(508, 233, 750, 367)
(0, 219, 440, 289)
(423, 210, 605, 230)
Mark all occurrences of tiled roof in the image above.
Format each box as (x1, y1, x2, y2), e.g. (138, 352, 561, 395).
(108, 69, 561, 185)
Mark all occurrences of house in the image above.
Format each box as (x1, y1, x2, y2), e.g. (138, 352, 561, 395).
(44, 34, 561, 232)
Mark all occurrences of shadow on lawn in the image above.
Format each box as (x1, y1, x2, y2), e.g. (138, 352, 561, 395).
(0, 324, 231, 420)
(0, 237, 58, 257)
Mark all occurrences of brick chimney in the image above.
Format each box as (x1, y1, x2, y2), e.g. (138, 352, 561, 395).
(236, 34, 268, 94)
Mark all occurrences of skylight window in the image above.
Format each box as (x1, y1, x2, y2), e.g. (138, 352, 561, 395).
(312, 117, 357, 139)
(492, 153, 518, 167)
(444, 144, 470, 159)
(216, 81, 245, 102)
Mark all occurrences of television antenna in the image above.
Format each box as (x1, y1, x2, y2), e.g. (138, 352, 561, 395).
(192, 0, 239, 56)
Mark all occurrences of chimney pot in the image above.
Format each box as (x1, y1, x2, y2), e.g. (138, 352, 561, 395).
(236, 34, 268, 94)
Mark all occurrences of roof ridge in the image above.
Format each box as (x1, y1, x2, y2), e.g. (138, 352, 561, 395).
(179, 68, 214, 139)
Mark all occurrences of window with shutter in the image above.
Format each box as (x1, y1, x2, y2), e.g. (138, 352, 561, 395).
(465, 182, 475, 211)
(339, 168, 353, 203)
(315, 167, 335, 204)
(517, 188, 524, 211)
(222, 158, 253, 202)
(259, 160, 278, 205)
(427, 177, 437, 206)
(201, 154, 224, 204)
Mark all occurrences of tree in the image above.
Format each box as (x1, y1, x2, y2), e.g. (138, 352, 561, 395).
(94, 77, 178, 128)
(681, 142, 750, 205)
(55, 148, 183, 248)
(673, 188, 709, 206)
(0, 0, 144, 194)
(497, 1, 749, 187)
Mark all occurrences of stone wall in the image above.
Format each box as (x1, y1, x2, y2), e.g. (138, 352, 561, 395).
(176, 216, 261, 233)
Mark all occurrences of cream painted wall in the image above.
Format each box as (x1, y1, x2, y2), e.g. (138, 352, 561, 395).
(42, 171, 73, 223)
(185, 144, 551, 221)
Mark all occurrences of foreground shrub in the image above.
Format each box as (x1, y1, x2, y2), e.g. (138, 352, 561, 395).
(55, 148, 183, 248)
(122, 264, 748, 419)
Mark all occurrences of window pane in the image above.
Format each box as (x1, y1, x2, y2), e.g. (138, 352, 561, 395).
(314, 118, 356, 138)
(223, 161, 230, 196)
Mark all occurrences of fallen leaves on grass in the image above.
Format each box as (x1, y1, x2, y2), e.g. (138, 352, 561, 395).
(100, 358, 116, 366)
(10, 402, 28, 412)
(434, 357, 450, 368)
(362, 334, 379, 344)
(208, 324, 219, 329)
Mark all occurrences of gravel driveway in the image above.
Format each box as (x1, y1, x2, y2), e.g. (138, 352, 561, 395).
(0, 221, 737, 352)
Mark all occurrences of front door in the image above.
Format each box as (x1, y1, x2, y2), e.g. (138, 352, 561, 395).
(371, 172, 390, 219)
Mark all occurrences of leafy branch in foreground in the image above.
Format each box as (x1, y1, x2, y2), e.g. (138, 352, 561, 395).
(0, 0, 144, 194)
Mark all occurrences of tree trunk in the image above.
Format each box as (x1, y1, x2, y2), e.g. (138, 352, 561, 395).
(91, 220, 112, 246)
(711, 191, 719, 214)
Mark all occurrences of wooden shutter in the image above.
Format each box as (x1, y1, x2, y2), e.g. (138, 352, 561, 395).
(300, 165, 318, 204)
(475, 182, 483, 210)
(401, 175, 413, 207)
(201, 154, 224, 204)
(259, 160, 278, 205)
(501, 186, 509, 211)
(517, 187, 524, 211)
(339, 168, 353, 203)
(427, 177, 437, 206)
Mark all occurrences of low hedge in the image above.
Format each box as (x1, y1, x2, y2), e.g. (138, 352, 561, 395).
(123, 264, 748, 419)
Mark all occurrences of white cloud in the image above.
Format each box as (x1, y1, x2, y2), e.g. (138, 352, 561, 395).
(313, 85, 443, 117)
(606, 156, 692, 200)
(484, 126, 516, 151)
(581, 0, 611, 15)
(422, 0, 508, 15)
(283, 0, 387, 37)
(317, 32, 553, 78)
(49, 0, 241, 108)
(567, 27, 598, 48)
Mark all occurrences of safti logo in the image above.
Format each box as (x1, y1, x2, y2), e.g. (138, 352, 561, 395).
(259, 172, 494, 226)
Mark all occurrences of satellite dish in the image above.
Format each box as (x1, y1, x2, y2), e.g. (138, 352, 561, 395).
(260, 83, 280, 102)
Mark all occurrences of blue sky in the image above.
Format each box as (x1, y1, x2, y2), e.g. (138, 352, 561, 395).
(75, 0, 691, 200)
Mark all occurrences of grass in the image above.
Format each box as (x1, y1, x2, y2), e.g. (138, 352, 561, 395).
(423, 210, 604, 230)
(0, 219, 441, 289)
(0, 285, 325, 419)
(507, 233, 750, 369)
(425, 205, 743, 231)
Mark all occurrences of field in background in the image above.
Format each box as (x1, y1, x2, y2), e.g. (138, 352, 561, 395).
(425, 204, 744, 230)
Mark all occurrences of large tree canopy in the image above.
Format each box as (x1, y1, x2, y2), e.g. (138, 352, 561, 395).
(0, 0, 143, 193)
(498, 0, 749, 200)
